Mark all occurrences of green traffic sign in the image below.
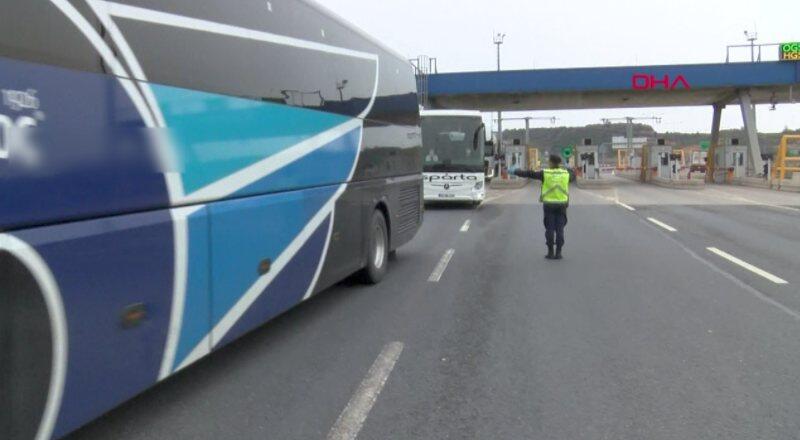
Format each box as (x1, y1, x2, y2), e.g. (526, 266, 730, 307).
(700, 141, 710, 151)
(561, 147, 573, 158)
(780, 42, 800, 61)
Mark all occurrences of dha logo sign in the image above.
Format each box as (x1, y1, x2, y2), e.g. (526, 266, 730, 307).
(631, 74, 691, 91)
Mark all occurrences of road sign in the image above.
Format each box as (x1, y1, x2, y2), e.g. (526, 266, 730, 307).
(561, 146, 573, 158)
(700, 141, 710, 151)
(611, 136, 647, 150)
(779, 42, 800, 61)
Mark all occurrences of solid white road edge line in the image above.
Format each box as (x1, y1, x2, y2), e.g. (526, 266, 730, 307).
(327, 342, 404, 440)
(647, 217, 677, 232)
(428, 249, 455, 282)
(460, 219, 471, 232)
(644, 220, 800, 322)
(707, 247, 789, 285)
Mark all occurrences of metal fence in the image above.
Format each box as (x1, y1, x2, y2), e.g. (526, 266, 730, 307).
(725, 43, 782, 63)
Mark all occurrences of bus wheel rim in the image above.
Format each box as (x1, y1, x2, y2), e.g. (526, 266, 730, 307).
(373, 222, 386, 269)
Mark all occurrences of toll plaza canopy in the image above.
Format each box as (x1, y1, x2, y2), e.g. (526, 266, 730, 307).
(425, 61, 800, 111)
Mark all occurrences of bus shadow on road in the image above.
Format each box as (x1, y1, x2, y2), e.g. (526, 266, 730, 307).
(424, 202, 479, 210)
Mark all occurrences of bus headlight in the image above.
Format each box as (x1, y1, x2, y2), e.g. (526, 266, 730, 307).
(474, 181, 484, 190)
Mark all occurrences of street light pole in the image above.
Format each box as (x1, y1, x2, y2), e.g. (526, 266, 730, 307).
(493, 32, 506, 175)
(744, 29, 758, 62)
(495, 116, 559, 147)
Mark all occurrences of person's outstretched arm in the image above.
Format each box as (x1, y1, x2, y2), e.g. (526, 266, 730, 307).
(568, 168, 576, 182)
(513, 169, 544, 181)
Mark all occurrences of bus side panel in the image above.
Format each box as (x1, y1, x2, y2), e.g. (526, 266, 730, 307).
(315, 186, 365, 286)
(213, 215, 333, 349)
(8, 207, 207, 439)
(206, 185, 339, 350)
(385, 175, 425, 251)
(0, 56, 169, 231)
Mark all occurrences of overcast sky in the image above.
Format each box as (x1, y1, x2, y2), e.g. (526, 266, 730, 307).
(318, 0, 800, 134)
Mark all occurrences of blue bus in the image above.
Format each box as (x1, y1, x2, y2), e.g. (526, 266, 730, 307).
(0, 1, 422, 438)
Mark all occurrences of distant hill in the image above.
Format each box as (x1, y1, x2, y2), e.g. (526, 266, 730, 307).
(502, 123, 800, 155)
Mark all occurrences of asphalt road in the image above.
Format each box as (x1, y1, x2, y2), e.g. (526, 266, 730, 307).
(68, 179, 800, 440)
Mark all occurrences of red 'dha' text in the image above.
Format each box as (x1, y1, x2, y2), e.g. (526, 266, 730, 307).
(631, 74, 691, 91)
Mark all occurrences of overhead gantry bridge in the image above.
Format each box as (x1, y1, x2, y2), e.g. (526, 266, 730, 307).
(423, 61, 800, 174)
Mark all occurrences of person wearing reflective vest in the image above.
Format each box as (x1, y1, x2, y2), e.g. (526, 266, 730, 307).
(513, 154, 576, 259)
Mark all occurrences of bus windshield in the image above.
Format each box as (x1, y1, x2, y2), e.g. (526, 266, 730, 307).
(422, 116, 485, 173)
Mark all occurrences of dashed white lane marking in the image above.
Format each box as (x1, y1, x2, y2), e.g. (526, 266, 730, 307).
(428, 249, 455, 282)
(647, 217, 677, 232)
(460, 219, 471, 232)
(327, 342, 404, 440)
(648, 223, 800, 322)
(616, 201, 636, 211)
(707, 247, 789, 285)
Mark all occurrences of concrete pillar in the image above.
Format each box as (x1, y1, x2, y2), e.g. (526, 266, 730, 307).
(707, 103, 724, 183)
(524, 118, 530, 146)
(738, 89, 765, 174)
(497, 111, 503, 154)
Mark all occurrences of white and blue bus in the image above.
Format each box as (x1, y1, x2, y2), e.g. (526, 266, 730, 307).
(0, 1, 422, 438)
(421, 110, 487, 204)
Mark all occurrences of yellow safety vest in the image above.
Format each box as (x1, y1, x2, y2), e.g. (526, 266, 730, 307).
(540, 168, 570, 204)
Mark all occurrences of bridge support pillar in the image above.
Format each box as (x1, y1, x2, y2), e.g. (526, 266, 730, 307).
(739, 89, 765, 174)
(707, 103, 724, 183)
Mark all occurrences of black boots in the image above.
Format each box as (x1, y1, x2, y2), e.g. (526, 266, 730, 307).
(546, 245, 563, 260)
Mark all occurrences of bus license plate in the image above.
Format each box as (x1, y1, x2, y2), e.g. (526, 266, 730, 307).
(438, 193, 455, 198)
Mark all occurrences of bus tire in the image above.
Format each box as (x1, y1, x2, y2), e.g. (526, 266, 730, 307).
(1, 252, 53, 440)
(360, 210, 389, 284)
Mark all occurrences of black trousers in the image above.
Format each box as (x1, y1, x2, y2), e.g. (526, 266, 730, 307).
(543, 204, 568, 247)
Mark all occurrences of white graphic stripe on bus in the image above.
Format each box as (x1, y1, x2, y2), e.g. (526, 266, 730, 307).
(184, 121, 362, 203)
(300, 123, 366, 303)
(175, 184, 347, 372)
(93, 0, 380, 122)
(159, 205, 204, 379)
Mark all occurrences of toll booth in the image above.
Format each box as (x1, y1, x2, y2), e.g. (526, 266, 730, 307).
(576, 145, 600, 179)
(528, 147, 540, 171)
(715, 140, 748, 180)
(505, 144, 528, 176)
(650, 144, 673, 180)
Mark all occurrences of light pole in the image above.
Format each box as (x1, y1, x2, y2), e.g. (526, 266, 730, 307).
(744, 29, 758, 62)
(601, 116, 662, 150)
(493, 32, 506, 175)
(494, 116, 559, 146)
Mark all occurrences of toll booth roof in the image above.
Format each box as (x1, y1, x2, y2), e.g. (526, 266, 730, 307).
(426, 61, 800, 111)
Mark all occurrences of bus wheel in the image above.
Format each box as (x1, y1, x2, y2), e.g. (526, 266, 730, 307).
(360, 210, 389, 284)
(1, 252, 53, 440)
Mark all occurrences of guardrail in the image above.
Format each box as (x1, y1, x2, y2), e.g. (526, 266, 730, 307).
(725, 43, 782, 63)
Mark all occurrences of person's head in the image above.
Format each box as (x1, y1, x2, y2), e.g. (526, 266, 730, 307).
(548, 154, 563, 168)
